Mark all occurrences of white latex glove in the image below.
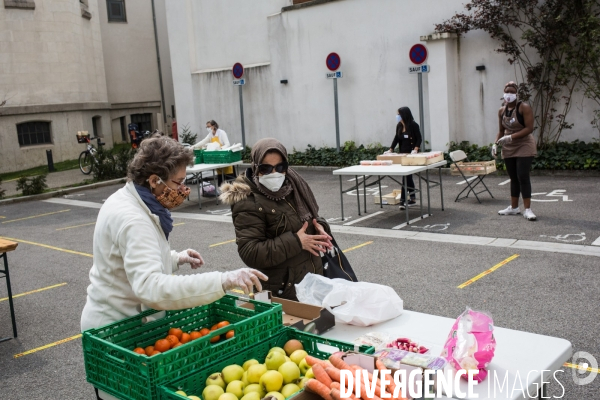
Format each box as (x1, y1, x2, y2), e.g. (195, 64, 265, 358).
(384, 149, 392, 154)
(177, 249, 205, 269)
(221, 268, 268, 294)
(497, 135, 512, 145)
(491, 144, 497, 157)
(411, 149, 418, 154)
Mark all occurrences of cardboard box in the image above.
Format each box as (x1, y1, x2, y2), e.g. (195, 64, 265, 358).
(402, 151, 445, 166)
(450, 160, 496, 176)
(374, 189, 402, 205)
(376, 153, 409, 164)
(232, 290, 335, 335)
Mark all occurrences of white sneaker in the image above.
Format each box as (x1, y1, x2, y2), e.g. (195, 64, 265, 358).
(523, 208, 537, 221)
(498, 206, 520, 215)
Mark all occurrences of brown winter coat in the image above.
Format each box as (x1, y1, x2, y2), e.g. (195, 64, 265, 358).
(220, 172, 330, 300)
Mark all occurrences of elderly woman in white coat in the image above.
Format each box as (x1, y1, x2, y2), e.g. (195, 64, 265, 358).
(81, 137, 266, 332)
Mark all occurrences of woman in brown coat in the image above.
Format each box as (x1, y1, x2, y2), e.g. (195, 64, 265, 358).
(219, 138, 333, 300)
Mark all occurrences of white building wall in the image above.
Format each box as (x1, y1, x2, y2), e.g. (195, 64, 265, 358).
(165, 0, 600, 152)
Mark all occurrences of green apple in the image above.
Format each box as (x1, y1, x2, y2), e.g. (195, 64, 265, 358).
(175, 391, 187, 397)
(297, 377, 309, 389)
(188, 396, 201, 400)
(289, 350, 308, 366)
(247, 364, 267, 384)
(203, 385, 225, 400)
(281, 383, 301, 398)
(259, 370, 284, 393)
(305, 368, 314, 379)
(278, 361, 300, 385)
(243, 384, 265, 398)
(226, 380, 245, 399)
(266, 392, 285, 400)
(243, 359, 259, 371)
(283, 339, 304, 356)
(241, 371, 249, 387)
(298, 359, 310, 376)
(240, 393, 260, 400)
(206, 373, 226, 389)
(222, 365, 244, 384)
(265, 351, 287, 371)
(285, 356, 291, 363)
(268, 347, 286, 356)
(218, 393, 237, 400)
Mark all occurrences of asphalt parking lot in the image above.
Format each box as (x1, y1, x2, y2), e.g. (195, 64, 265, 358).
(0, 169, 598, 399)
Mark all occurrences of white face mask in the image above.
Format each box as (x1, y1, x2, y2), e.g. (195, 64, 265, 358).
(504, 93, 517, 103)
(396, 115, 402, 123)
(259, 172, 286, 192)
(207, 128, 213, 134)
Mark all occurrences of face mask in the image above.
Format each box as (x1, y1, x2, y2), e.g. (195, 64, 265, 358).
(207, 128, 213, 134)
(504, 93, 517, 103)
(396, 115, 402, 123)
(154, 179, 190, 209)
(259, 172, 286, 192)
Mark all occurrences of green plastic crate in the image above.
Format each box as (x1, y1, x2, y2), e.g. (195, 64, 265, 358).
(203, 150, 242, 164)
(82, 295, 282, 400)
(158, 326, 375, 400)
(193, 149, 204, 164)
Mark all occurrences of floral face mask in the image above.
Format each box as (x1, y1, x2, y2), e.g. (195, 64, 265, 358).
(154, 178, 190, 209)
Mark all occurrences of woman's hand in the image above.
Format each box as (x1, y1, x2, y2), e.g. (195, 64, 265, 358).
(221, 268, 268, 294)
(296, 221, 332, 256)
(177, 249, 205, 269)
(312, 219, 333, 248)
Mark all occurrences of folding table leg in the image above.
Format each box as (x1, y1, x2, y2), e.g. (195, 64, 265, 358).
(355, 176, 361, 216)
(418, 172, 423, 218)
(363, 175, 367, 213)
(213, 169, 219, 205)
(1, 252, 17, 339)
(339, 176, 345, 221)
(438, 167, 445, 211)
(403, 175, 409, 224)
(198, 173, 203, 210)
(426, 169, 431, 215)
(378, 177, 382, 208)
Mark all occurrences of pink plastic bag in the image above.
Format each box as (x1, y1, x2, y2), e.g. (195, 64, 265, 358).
(442, 307, 496, 382)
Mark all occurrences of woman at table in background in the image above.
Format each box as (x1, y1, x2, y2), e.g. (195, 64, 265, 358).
(219, 138, 333, 301)
(492, 81, 537, 221)
(389, 106, 422, 209)
(192, 120, 234, 186)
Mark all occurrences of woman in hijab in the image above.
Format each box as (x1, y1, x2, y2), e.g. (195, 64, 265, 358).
(219, 138, 333, 300)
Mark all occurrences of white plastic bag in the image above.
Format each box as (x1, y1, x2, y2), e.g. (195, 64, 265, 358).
(295, 273, 403, 326)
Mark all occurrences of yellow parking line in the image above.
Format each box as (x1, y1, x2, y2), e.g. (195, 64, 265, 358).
(0, 236, 92, 258)
(14, 334, 83, 358)
(209, 239, 236, 247)
(173, 222, 186, 227)
(56, 222, 96, 231)
(0, 283, 67, 302)
(0, 216, 5, 219)
(2, 209, 70, 224)
(342, 241, 373, 253)
(458, 254, 520, 289)
(563, 362, 600, 374)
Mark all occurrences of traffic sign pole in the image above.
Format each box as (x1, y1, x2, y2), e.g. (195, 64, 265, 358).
(409, 44, 428, 150)
(326, 52, 342, 153)
(238, 85, 245, 149)
(232, 63, 246, 148)
(333, 78, 340, 153)
(418, 72, 425, 149)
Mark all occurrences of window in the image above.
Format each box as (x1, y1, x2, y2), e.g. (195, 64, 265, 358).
(120, 117, 127, 142)
(17, 121, 52, 146)
(130, 113, 152, 133)
(107, 0, 126, 22)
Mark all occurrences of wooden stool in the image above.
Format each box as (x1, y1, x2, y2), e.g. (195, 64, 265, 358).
(0, 238, 18, 342)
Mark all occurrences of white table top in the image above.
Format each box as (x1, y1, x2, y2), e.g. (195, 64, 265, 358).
(322, 310, 572, 399)
(332, 160, 447, 176)
(186, 161, 243, 174)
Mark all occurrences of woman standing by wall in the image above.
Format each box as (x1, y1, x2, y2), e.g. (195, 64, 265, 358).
(389, 107, 421, 209)
(493, 81, 537, 221)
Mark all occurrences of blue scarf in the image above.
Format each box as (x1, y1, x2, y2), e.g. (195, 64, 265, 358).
(134, 184, 173, 240)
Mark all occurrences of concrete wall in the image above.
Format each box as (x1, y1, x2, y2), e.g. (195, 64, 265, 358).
(165, 0, 600, 152)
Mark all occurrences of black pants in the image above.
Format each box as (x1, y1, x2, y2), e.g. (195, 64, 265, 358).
(504, 157, 534, 198)
(400, 174, 416, 201)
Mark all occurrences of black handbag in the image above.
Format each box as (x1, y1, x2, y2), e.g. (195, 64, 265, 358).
(321, 238, 358, 281)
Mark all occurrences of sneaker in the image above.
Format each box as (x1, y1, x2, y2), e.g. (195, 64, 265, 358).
(498, 206, 520, 215)
(523, 208, 537, 221)
(398, 200, 416, 210)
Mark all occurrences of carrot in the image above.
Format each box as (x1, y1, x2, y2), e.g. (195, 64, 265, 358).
(349, 366, 387, 399)
(325, 366, 342, 383)
(306, 355, 330, 367)
(313, 364, 333, 387)
(375, 360, 397, 398)
(306, 379, 334, 400)
(329, 355, 352, 371)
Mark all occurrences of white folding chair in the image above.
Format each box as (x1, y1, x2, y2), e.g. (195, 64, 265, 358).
(450, 150, 494, 203)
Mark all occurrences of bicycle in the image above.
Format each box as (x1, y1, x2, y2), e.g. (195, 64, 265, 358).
(77, 133, 105, 175)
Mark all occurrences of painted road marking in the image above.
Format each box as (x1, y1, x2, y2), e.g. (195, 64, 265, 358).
(173, 222, 186, 227)
(14, 334, 82, 358)
(0, 236, 93, 258)
(392, 214, 430, 230)
(347, 176, 371, 181)
(343, 211, 384, 226)
(592, 237, 600, 246)
(209, 239, 236, 248)
(56, 222, 96, 231)
(1, 209, 70, 224)
(41, 198, 600, 258)
(540, 233, 586, 242)
(0, 283, 67, 302)
(342, 241, 373, 253)
(498, 179, 511, 186)
(564, 362, 600, 374)
(458, 254, 520, 288)
(44, 198, 103, 208)
(0, 216, 5, 219)
(456, 177, 477, 185)
(411, 223, 450, 232)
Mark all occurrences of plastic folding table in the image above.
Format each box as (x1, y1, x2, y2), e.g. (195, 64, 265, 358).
(186, 161, 243, 209)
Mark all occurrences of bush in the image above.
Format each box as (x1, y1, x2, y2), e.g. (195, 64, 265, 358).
(180, 124, 198, 145)
(0, 177, 5, 199)
(16, 174, 48, 196)
(91, 147, 135, 182)
(287, 141, 389, 167)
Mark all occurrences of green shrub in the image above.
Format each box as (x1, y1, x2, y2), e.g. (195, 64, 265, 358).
(16, 174, 48, 196)
(180, 124, 198, 146)
(0, 177, 5, 199)
(91, 147, 135, 182)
